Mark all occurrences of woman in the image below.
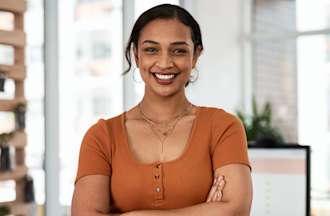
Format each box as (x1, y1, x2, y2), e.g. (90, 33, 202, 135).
(72, 4, 252, 216)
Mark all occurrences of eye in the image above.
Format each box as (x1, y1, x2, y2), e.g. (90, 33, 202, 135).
(172, 48, 188, 55)
(143, 47, 158, 54)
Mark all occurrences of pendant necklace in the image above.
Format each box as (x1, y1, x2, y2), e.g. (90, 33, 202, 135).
(138, 103, 193, 161)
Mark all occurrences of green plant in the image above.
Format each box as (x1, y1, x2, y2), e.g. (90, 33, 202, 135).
(0, 132, 13, 147)
(236, 97, 285, 144)
(0, 205, 10, 216)
(14, 102, 27, 115)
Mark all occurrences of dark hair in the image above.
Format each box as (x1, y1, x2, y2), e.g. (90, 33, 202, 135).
(123, 4, 203, 78)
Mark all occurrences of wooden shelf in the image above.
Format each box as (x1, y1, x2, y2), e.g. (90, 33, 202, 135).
(0, 1, 29, 213)
(0, 0, 27, 13)
(0, 97, 26, 111)
(0, 165, 28, 181)
(11, 202, 34, 215)
(0, 64, 26, 80)
(0, 30, 26, 47)
(9, 131, 27, 148)
(0, 201, 34, 216)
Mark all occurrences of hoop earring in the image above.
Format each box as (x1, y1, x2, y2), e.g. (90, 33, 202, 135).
(189, 68, 199, 83)
(132, 67, 143, 83)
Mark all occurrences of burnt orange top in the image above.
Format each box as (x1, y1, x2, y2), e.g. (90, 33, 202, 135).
(75, 106, 250, 213)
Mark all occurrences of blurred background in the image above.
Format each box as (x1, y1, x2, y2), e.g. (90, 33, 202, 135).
(0, 0, 329, 215)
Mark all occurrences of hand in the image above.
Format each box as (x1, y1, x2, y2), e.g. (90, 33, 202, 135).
(206, 175, 226, 203)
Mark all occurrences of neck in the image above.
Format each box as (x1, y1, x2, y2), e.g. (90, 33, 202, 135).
(140, 90, 191, 123)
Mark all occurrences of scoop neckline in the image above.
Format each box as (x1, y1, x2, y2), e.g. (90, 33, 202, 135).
(121, 105, 202, 167)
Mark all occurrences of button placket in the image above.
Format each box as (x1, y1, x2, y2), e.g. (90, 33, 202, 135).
(152, 163, 164, 200)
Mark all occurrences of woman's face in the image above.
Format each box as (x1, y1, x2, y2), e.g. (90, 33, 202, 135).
(135, 18, 201, 97)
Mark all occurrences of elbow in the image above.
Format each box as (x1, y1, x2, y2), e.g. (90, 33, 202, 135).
(72, 206, 111, 216)
(71, 202, 110, 216)
(230, 200, 252, 216)
(233, 208, 251, 216)
(223, 192, 253, 215)
(71, 194, 112, 216)
(72, 209, 111, 216)
(215, 200, 251, 216)
(232, 202, 252, 216)
(223, 206, 251, 216)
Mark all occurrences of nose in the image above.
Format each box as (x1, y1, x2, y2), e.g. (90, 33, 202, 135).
(156, 52, 174, 69)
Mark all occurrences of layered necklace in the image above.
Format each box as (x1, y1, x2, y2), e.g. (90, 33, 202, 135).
(138, 102, 193, 160)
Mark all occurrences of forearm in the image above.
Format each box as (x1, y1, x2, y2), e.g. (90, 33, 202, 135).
(72, 211, 121, 216)
(71, 208, 122, 216)
(123, 201, 245, 216)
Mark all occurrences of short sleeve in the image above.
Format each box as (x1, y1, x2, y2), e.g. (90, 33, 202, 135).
(211, 110, 251, 171)
(74, 119, 112, 184)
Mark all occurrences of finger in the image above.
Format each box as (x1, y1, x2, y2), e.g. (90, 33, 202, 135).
(210, 176, 223, 199)
(215, 179, 226, 202)
(216, 190, 222, 201)
(218, 178, 226, 192)
(211, 178, 225, 202)
(206, 179, 219, 202)
(211, 188, 218, 202)
(210, 178, 223, 202)
(206, 176, 222, 202)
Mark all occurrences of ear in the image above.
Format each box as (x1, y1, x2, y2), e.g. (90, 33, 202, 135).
(192, 46, 202, 68)
(133, 46, 139, 68)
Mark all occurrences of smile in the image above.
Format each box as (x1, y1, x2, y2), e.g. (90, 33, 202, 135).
(151, 72, 178, 85)
(154, 73, 176, 80)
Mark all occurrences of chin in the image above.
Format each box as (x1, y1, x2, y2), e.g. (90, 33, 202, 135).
(152, 85, 184, 98)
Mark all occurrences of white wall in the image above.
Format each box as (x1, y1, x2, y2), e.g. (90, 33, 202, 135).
(186, 0, 248, 113)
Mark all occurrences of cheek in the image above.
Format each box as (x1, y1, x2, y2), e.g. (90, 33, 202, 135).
(138, 55, 155, 71)
(176, 57, 194, 72)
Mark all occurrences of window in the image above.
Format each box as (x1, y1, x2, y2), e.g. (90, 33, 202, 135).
(92, 40, 112, 60)
(297, 1, 330, 210)
(249, 0, 330, 212)
(25, 0, 45, 205)
(92, 89, 112, 115)
(59, 0, 123, 209)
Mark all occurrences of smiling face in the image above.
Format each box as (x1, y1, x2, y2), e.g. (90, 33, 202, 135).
(134, 18, 201, 97)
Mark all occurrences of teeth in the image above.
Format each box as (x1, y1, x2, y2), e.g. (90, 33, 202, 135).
(155, 73, 175, 80)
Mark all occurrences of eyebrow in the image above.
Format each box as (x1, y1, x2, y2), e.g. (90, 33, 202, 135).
(142, 40, 189, 46)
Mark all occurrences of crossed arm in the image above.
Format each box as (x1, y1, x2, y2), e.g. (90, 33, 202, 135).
(72, 164, 252, 216)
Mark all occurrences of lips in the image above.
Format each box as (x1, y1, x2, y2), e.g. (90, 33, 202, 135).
(151, 72, 178, 85)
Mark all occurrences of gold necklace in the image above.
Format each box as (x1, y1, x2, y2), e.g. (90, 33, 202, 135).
(138, 103, 193, 160)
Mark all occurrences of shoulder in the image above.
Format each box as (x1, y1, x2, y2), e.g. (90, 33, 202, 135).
(80, 113, 126, 158)
(83, 112, 124, 141)
(199, 106, 241, 127)
(198, 106, 245, 144)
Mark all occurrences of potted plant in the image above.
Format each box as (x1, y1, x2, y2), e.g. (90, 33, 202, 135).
(0, 132, 14, 172)
(24, 174, 35, 203)
(236, 97, 285, 146)
(0, 72, 5, 92)
(14, 102, 27, 130)
(0, 133, 10, 147)
(0, 205, 10, 216)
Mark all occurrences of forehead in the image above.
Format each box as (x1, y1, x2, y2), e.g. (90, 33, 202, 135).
(138, 19, 193, 45)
